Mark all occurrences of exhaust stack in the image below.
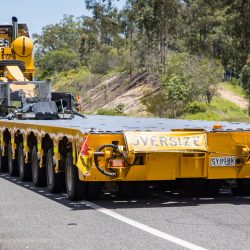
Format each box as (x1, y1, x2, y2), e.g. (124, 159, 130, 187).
(12, 16, 18, 40)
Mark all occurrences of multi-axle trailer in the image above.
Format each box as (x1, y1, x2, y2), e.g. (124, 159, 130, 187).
(1, 115, 250, 200)
(1, 16, 250, 200)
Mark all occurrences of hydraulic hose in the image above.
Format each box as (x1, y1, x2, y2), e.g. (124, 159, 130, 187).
(94, 144, 120, 177)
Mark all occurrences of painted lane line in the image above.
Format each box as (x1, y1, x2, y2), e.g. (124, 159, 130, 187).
(65, 195, 207, 250)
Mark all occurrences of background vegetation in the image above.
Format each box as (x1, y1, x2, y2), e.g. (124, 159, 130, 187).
(34, 0, 250, 120)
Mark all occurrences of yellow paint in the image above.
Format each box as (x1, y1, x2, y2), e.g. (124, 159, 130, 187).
(6, 66, 27, 81)
(9, 81, 35, 97)
(1, 120, 250, 182)
(0, 21, 35, 81)
(12, 36, 34, 57)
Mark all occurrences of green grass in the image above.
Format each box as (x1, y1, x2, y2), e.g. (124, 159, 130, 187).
(97, 108, 126, 116)
(52, 67, 92, 95)
(182, 97, 250, 122)
(219, 82, 246, 98)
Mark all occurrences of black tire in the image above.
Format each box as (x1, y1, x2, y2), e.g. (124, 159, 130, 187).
(31, 146, 46, 187)
(0, 146, 7, 172)
(0, 155, 8, 172)
(0, 147, 2, 172)
(46, 149, 65, 193)
(65, 152, 86, 201)
(0, 60, 26, 72)
(85, 182, 102, 200)
(231, 179, 250, 196)
(204, 179, 221, 197)
(117, 181, 137, 199)
(18, 143, 31, 181)
(8, 142, 18, 176)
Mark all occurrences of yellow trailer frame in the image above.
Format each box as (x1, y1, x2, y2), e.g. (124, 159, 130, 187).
(1, 117, 250, 200)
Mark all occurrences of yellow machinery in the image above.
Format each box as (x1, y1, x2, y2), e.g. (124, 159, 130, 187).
(0, 16, 35, 82)
(1, 18, 250, 201)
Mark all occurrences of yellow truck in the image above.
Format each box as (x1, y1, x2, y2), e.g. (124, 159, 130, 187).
(1, 17, 250, 200)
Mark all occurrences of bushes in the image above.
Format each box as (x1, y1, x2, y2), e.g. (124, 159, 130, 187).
(185, 101, 207, 114)
(97, 103, 125, 116)
(52, 67, 92, 94)
(36, 49, 80, 78)
(183, 97, 249, 122)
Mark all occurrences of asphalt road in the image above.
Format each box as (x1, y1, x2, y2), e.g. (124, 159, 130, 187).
(1, 174, 250, 250)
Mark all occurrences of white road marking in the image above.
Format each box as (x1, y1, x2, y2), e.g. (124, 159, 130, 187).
(73, 197, 207, 250)
(0, 174, 207, 250)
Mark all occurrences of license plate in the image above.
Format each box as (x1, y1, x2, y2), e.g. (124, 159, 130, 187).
(211, 156, 236, 167)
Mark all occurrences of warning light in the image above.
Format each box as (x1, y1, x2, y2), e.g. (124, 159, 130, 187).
(213, 123, 223, 130)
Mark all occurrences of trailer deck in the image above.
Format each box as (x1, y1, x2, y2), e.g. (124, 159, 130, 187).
(1, 115, 250, 200)
(5, 115, 250, 132)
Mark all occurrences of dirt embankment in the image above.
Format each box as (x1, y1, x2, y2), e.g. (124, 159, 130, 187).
(218, 85, 248, 109)
(81, 72, 162, 116)
(81, 73, 248, 117)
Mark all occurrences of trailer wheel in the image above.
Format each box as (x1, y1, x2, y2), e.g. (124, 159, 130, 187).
(65, 152, 86, 201)
(117, 182, 137, 199)
(0, 146, 8, 172)
(8, 142, 18, 176)
(18, 143, 31, 181)
(231, 179, 250, 196)
(0, 147, 2, 172)
(31, 146, 46, 187)
(85, 182, 102, 200)
(46, 149, 65, 193)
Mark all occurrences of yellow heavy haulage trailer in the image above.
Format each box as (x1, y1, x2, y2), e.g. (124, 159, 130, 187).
(1, 17, 250, 200)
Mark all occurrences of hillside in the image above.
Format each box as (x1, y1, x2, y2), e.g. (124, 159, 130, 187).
(63, 72, 249, 121)
(35, 1, 250, 121)
(81, 72, 162, 116)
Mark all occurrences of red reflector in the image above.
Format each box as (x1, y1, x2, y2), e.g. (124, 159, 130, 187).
(109, 159, 125, 168)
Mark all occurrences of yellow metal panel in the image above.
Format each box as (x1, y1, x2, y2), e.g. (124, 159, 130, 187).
(180, 154, 207, 178)
(6, 65, 27, 81)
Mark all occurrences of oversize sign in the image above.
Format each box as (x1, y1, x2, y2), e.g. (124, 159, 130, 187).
(124, 131, 207, 153)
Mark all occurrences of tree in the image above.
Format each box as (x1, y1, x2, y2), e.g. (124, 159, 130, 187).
(36, 49, 80, 78)
(163, 75, 188, 117)
(85, 0, 119, 46)
(33, 15, 84, 56)
(240, 62, 250, 115)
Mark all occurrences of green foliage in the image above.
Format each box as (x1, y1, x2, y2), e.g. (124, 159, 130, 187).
(164, 53, 222, 103)
(163, 75, 188, 117)
(240, 64, 250, 96)
(185, 101, 207, 114)
(183, 97, 249, 122)
(179, 1, 250, 72)
(32, 1, 250, 120)
(141, 91, 168, 117)
(34, 15, 84, 56)
(219, 82, 246, 98)
(88, 45, 123, 74)
(141, 53, 223, 118)
(52, 67, 92, 95)
(97, 103, 126, 116)
(88, 51, 106, 74)
(36, 49, 80, 78)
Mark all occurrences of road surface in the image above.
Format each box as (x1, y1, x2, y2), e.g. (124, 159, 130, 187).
(1, 173, 250, 250)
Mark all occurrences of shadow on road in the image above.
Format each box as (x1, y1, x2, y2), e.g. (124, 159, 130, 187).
(2, 173, 250, 211)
